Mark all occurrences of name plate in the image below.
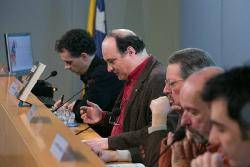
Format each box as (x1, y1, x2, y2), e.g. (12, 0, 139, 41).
(50, 133, 69, 161)
(9, 79, 20, 96)
(27, 105, 37, 122)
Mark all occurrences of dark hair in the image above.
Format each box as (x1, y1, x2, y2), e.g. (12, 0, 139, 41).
(107, 32, 145, 55)
(202, 66, 250, 139)
(55, 29, 96, 57)
(168, 48, 215, 79)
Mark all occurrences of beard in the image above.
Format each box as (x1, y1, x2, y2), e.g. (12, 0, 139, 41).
(186, 127, 208, 145)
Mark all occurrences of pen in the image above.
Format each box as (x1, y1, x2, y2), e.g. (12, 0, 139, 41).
(60, 95, 64, 106)
(74, 126, 90, 135)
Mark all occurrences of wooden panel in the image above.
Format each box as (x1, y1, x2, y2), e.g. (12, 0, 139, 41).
(0, 76, 104, 167)
(0, 104, 39, 167)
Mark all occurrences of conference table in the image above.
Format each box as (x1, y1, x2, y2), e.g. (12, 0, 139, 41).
(0, 76, 105, 167)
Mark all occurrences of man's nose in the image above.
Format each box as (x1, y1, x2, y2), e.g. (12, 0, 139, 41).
(107, 65, 113, 72)
(181, 111, 191, 127)
(209, 126, 220, 145)
(163, 84, 171, 95)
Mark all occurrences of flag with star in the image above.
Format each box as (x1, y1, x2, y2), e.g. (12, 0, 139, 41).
(87, 0, 107, 57)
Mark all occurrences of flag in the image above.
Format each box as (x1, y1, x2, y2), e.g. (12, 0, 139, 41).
(87, 0, 107, 57)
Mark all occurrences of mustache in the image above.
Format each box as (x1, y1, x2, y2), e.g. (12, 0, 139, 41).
(187, 126, 208, 145)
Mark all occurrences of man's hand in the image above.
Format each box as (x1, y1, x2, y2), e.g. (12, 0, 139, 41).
(80, 100, 103, 124)
(83, 137, 108, 151)
(67, 101, 76, 111)
(96, 150, 132, 163)
(83, 138, 132, 163)
(54, 99, 63, 108)
(54, 100, 76, 111)
(150, 96, 171, 127)
(191, 152, 224, 167)
(97, 150, 119, 162)
(170, 135, 198, 167)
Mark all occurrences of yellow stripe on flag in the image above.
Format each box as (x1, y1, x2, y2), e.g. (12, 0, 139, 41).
(87, 0, 96, 36)
(83, 0, 96, 96)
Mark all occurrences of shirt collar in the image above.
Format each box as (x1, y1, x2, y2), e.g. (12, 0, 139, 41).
(127, 56, 152, 83)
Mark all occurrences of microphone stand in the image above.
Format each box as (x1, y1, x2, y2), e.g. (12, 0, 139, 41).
(51, 87, 84, 112)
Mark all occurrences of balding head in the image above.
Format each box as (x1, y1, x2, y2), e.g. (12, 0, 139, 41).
(184, 66, 224, 92)
(109, 29, 137, 38)
(101, 29, 147, 80)
(103, 29, 146, 55)
(180, 66, 224, 143)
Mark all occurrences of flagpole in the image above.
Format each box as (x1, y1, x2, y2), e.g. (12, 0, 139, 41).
(87, 0, 96, 36)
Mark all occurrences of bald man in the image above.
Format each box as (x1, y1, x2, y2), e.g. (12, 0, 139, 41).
(158, 67, 224, 167)
(191, 66, 250, 167)
(80, 29, 166, 162)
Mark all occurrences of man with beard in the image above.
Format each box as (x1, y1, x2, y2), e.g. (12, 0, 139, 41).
(191, 66, 250, 167)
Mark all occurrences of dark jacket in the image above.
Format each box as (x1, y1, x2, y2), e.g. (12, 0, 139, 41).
(72, 56, 124, 137)
(106, 56, 166, 162)
(108, 111, 180, 166)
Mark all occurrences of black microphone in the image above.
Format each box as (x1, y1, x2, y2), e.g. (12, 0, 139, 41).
(150, 126, 186, 167)
(172, 126, 186, 142)
(44, 70, 57, 80)
(52, 80, 95, 112)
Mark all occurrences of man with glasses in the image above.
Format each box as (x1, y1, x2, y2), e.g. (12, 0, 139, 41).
(148, 48, 216, 166)
(157, 66, 223, 167)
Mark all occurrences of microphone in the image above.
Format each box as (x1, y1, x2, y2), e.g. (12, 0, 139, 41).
(150, 126, 186, 167)
(44, 70, 57, 80)
(32, 70, 58, 98)
(172, 126, 186, 142)
(52, 79, 95, 112)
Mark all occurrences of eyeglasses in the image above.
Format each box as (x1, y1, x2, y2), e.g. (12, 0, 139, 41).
(165, 79, 183, 88)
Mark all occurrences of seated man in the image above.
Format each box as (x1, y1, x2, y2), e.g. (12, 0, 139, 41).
(54, 29, 124, 137)
(158, 66, 223, 167)
(145, 49, 217, 167)
(83, 48, 216, 166)
(191, 66, 250, 167)
(80, 29, 166, 162)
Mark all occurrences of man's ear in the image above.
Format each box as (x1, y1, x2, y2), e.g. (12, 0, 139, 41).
(126, 46, 136, 56)
(80, 53, 89, 61)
